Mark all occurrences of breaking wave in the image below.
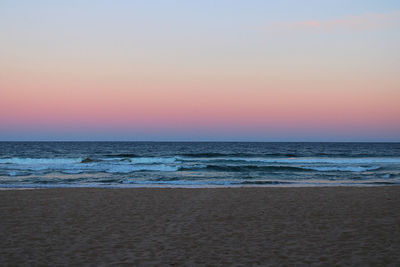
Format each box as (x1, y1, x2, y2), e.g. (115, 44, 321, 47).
(0, 157, 83, 165)
(178, 164, 381, 173)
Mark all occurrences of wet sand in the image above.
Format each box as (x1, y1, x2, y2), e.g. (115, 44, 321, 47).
(1, 187, 399, 265)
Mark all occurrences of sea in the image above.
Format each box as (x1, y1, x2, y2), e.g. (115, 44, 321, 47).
(0, 142, 399, 188)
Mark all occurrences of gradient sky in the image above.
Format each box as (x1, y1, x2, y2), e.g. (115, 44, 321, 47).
(1, 0, 399, 141)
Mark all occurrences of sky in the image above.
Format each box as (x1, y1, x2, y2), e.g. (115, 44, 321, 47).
(0, 0, 399, 141)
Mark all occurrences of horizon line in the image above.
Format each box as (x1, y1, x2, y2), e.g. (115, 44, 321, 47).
(0, 140, 399, 143)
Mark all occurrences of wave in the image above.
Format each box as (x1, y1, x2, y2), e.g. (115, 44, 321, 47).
(0, 156, 178, 165)
(305, 166, 381, 172)
(178, 152, 262, 158)
(2, 156, 399, 166)
(129, 157, 178, 164)
(105, 164, 178, 173)
(314, 153, 376, 157)
(177, 152, 396, 158)
(0, 157, 82, 165)
(255, 158, 400, 164)
(0, 156, 395, 178)
(85, 157, 178, 164)
(0, 156, 179, 175)
(178, 164, 381, 173)
(198, 157, 400, 164)
(103, 153, 139, 158)
(179, 165, 310, 172)
(178, 152, 298, 158)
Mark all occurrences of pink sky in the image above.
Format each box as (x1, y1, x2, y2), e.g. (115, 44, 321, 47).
(1, 2, 399, 141)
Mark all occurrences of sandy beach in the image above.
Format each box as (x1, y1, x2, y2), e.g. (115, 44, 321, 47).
(1, 187, 399, 265)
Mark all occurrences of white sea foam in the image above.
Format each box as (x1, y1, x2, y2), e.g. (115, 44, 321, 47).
(0, 156, 396, 176)
(0, 157, 179, 174)
(0, 157, 82, 165)
(2, 156, 399, 166)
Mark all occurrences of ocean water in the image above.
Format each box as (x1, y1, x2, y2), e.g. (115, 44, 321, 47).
(0, 142, 400, 188)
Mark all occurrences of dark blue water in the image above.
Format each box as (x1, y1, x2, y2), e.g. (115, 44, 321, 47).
(1, 142, 400, 188)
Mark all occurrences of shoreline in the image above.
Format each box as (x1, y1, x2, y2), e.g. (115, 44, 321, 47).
(1, 186, 399, 265)
(0, 183, 398, 190)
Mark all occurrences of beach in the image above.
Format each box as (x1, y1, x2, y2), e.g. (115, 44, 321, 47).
(1, 187, 399, 265)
